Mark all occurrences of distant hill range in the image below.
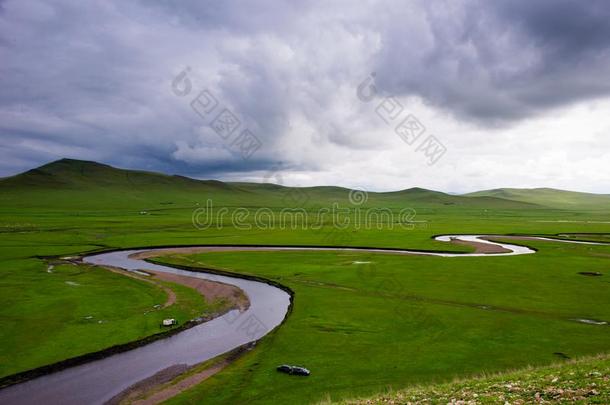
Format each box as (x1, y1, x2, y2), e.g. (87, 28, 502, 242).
(465, 188, 610, 210)
(1, 158, 609, 211)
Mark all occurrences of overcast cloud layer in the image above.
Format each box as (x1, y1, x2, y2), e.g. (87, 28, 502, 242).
(1, 0, 609, 193)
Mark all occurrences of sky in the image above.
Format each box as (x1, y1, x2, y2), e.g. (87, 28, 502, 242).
(1, 0, 610, 193)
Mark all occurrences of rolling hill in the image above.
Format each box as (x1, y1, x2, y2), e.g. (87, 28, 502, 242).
(0, 158, 606, 212)
(0, 159, 252, 209)
(465, 187, 610, 210)
(0, 158, 231, 190)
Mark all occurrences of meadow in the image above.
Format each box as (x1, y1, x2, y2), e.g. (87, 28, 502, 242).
(0, 159, 608, 402)
(155, 238, 610, 403)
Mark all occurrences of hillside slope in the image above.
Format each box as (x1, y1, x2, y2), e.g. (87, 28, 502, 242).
(0, 158, 231, 190)
(0, 158, 596, 211)
(465, 188, 610, 210)
(340, 354, 609, 404)
(0, 159, 247, 209)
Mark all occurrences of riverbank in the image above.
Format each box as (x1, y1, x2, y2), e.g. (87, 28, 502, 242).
(0, 258, 243, 389)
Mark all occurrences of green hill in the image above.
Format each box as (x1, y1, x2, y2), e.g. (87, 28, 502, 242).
(0, 159, 247, 209)
(465, 188, 610, 210)
(1, 159, 605, 212)
(1, 158, 230, 190)
(380, 187, 542, 209)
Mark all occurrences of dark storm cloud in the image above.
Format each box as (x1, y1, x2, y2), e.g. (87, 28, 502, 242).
(495, 0, 610, 57)
(0, 0, 285, 175)
(0, 0, 609, 181)
(373, 0, 610, 124)
(141, 0, 312, 33)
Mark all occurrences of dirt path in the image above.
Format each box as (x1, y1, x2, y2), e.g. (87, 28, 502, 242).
(129, 360, 229, 405)
(449, 237, 513, 254)
(145, 270, 249, 311)
(97, 256, 249, 312)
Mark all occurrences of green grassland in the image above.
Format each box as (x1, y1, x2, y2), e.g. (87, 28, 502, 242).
(0, 159, 609, 402)
(0, 258, 211, 378)
(155, 238, 610, 404)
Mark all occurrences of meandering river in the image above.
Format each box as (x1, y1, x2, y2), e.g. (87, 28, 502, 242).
(0, 235, 605, 404)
